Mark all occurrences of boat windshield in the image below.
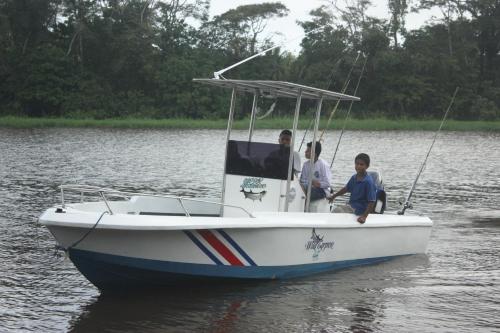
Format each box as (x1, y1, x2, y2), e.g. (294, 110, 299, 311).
(226, 140, 292, 180)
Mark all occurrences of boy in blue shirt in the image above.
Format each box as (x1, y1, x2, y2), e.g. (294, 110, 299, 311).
(329, 153, 376, 223)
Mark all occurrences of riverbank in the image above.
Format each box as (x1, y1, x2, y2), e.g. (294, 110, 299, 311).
(1, 116, 499, 131)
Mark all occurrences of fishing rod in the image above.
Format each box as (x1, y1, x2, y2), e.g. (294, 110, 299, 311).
(398, 87, 459, 215)
(298, 118, 314, 152)
(299, 51, 361, 151)
(319, 51, 361, 142)
(299, 81, 348, 152)
(330, 54, 368, 169)
(323, 56, 345, 95)
(260, 50, 346, 126)
(298, 67, 348, 152)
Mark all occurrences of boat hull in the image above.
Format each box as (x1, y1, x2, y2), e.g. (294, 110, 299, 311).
(68, 248, 399, 290)
(41, 208, 432, 290)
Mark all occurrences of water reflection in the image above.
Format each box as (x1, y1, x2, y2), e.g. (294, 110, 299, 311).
(348, 301, 377, 333)
(69, 256, 429, 333)
(69, 282, 277, 333)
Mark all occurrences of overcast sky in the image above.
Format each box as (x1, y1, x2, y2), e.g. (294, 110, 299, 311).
(208, 0, 441, 53)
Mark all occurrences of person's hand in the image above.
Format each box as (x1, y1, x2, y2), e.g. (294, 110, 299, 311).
(312, 180, 321, 188)
(328, 195, 335, 203)
(357, 215, 367, 224)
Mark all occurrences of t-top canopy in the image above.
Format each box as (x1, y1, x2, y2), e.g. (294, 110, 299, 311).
(193, 78, 360, 102)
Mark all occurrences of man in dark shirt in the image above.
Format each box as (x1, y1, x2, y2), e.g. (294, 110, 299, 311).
(277, 129, 301, 175)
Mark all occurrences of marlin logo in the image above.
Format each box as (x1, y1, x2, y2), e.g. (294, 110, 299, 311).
(306, 228, 335, 260)
(240, 177, 267, 201)
(311, 228, 323, 243)
(240, 188, 267, 201)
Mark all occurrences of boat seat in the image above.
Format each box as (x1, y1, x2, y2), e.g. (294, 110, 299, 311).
(368, 171, 383, 189)
(368, 171, 386, 214)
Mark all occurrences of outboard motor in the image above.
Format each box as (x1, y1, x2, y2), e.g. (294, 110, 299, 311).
(368, 171, 386, 214)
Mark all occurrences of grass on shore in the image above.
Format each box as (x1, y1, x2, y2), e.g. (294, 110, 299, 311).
(1, 116, 499, 131)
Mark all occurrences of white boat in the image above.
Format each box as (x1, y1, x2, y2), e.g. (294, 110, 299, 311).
(40, 79, 432, 290)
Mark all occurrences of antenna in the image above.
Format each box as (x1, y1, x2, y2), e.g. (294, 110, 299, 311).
(213, 24, 331, 79)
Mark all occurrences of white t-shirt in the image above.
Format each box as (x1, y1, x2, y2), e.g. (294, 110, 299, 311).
(299, 158, 332, 195)
(292, 151, 301, 173)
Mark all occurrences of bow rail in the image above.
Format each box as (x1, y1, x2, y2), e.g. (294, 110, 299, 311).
(59, 184, 254, 218)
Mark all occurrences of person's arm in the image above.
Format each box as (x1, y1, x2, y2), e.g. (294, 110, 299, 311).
(357, 202, 375, 223)
(357, 180, 377, 223)
(316, 160, 331, 189)
(329, 187, 348, 202)
(330, 175, 354, 202)
(299, 163, 307, 192)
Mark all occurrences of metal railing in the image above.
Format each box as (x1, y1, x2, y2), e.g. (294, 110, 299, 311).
(59, 185, 254, 218)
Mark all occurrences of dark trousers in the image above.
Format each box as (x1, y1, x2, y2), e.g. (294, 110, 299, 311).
(309, 187, 326, 201)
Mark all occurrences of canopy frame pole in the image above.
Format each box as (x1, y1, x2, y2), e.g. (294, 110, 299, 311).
(220, 87, 237, 217)
(248, 90, 258, 142)
(285, 90, 302, 212)
(305, 96, 323, 212)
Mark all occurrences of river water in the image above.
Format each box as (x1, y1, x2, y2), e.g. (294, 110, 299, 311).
(0, 128, 499, 332)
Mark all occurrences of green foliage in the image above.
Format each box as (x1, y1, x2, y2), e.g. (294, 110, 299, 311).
(0, 0, 498, 121)
(11, 44, 75, 116)
(471, 96, 500, 120)
(2, 115, 500, 131)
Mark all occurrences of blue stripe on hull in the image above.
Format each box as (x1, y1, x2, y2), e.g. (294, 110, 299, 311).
(68, 249, 399, 290)
(217, 229, 257, 266)
(183, 230, 223, 265)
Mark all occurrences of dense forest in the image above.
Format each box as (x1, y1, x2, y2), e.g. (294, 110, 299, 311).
(0, 0, 499, 120)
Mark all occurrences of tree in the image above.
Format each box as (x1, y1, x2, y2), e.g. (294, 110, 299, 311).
(454, 0, 500, 87)
(296, 6, 350, 90)
(156, 0, 209, 53)
(0, 0, 498, 120)
(200, 2, 289, 58)
(0, 0, 59, 53)
(327, 0, 374, 45)
(416, 0, 460, 56)
(13, 45, 76, 116)
(61, 0, 102, 65)
(388, 0, 410, 47)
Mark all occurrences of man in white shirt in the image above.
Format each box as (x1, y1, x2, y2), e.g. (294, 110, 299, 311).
(300, 141, 331, 201)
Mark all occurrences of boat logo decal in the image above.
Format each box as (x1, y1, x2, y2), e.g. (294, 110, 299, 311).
(305, 228, 335, 260)
(240, 177, 267, 201)
(184, 229, 257, 266)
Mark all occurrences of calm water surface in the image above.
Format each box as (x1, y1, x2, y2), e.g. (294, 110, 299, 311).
(0, 128, 499, 332)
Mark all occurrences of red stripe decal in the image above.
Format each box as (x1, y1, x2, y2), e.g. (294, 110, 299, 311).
(198, 230, 245, 266)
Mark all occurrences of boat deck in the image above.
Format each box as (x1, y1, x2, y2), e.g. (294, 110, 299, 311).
(40, 205, 432, 231)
